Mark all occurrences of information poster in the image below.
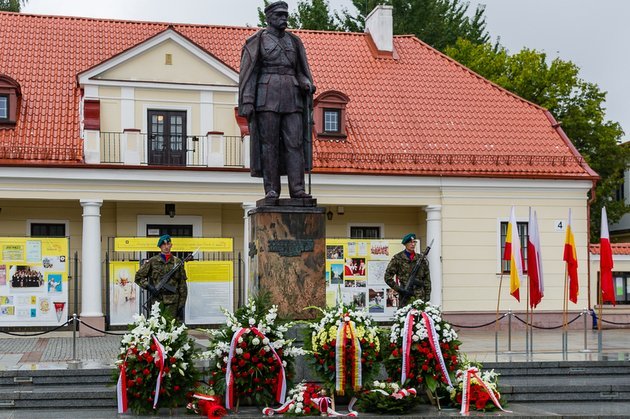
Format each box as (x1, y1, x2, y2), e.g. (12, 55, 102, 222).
(0, 237, 69, 326)
(185, 261, 233, 324)
(109, 261, 140, 326)
(325, 239, 400, 321)
(113, 237, 234, 325)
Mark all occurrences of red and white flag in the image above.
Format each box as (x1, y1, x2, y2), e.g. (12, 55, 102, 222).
(503, 206, 523, 301)
(527, 208, 544, 308)
(600, 207, 615, 305)
(152, 335, 166, 409)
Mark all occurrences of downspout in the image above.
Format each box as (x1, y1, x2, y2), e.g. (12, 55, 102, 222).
(544, 110, 600, 310)
(587, 180, 596, 309)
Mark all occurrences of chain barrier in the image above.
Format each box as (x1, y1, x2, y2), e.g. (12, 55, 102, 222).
(450, 312, 509, 328)
(513, 313, 583, 330)
(0, 319, 73, 337)
(74, 318, 126, 336)
(590, 310, 630, 326)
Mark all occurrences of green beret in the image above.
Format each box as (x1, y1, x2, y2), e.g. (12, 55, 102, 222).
(401, 233, 416, 244)
(157, 234, 171, 247)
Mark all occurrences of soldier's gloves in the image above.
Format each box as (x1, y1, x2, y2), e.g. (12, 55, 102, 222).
(147, 284, 158, 296)
(397, 289, 412, 297)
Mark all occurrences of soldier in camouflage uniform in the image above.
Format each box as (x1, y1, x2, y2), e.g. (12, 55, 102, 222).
(135, 235, 188, 321)
(384, 233, 431, 305)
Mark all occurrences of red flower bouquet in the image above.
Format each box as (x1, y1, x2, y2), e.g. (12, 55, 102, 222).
(201, 294, 304, 409)
(383, 299, 460, 394)
(114, 303, 198, 415)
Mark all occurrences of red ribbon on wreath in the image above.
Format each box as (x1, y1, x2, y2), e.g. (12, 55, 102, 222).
(460, 367, 510, 415)
(224, 327, 287, 410)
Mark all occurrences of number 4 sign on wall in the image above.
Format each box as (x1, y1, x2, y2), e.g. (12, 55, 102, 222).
(554, 220, 566, 232)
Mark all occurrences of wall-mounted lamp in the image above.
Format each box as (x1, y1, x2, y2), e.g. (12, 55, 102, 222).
(337, 206, 345, 215)
(165, 203, 176, 218)
(327, 210, 333, 221)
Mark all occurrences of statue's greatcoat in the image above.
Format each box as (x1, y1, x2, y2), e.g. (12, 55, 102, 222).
(238, 29, 313, 179)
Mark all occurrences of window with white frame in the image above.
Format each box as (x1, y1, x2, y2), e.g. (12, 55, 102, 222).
(499, 221, 528, 273)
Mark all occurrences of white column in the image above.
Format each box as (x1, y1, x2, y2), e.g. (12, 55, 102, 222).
(425, 205, 442, 307)
(242, 202, 256, 304)
(80, 199, 103, 317)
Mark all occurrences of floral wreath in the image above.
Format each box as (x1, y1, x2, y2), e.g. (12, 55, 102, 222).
(383, 299, 460, 394)
(262, 382, 327, 416)
(353, 380, 419, 414)
(114, 302, 198, 415)
(305, 303, 381, 397)
(200, 294, 304, 410)
(450, 362, 509, 414)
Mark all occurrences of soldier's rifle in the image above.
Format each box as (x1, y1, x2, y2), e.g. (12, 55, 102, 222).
(143, 248, 199, 315)
(399, 239, 434, 307)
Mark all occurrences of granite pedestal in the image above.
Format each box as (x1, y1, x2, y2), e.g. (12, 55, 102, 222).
(248, 204, 325, 320)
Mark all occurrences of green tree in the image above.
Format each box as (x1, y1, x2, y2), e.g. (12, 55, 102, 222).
(445, 39, 630, 239)
(339, 0, 489, 50)
(0, 0, 27, 12)
(258, 0, 342, 30)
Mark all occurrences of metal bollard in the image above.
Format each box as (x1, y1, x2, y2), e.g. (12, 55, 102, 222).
(579, 309, 592, 353)
(507, 309, 513, 353)
(67, 313, 82, 369)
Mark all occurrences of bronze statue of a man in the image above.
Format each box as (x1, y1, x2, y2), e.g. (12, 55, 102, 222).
(238, 1, 315, 200)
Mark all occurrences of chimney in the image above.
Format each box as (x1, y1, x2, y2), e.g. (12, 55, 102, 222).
(365, 5, 393, 53)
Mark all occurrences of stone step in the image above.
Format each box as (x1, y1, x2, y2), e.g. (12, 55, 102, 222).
(0, 385, 116, 409)
(0, 369, 112, 387)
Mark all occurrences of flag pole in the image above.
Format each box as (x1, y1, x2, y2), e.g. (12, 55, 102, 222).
(525, 273, 530, 356)
(495, 273, 504, 357)
(562, 268, 569, 355)
(597, 274, 603, 352)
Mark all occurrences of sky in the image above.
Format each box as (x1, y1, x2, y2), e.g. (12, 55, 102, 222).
(20, 0, 629, 139)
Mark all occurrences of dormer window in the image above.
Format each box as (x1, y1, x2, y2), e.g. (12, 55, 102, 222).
(314, 90, 349, 139)
(323, 109, 341, 133)
(0, 95, 7, 120)
(0, 74, 21, 127)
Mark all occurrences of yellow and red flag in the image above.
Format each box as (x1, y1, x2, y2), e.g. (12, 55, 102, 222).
(600, 207, 615, 305)
(563, 209, 579, 304)
(503, 206, 523, 301)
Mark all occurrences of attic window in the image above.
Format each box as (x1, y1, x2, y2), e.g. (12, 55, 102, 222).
(314, 90, 349, 139)
(323, 109, 340, 133)
(0, 96, 7, 120)
(0, 74, 21, 127)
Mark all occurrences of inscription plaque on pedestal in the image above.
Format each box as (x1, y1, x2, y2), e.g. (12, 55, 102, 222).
(249, 206, 325, 319)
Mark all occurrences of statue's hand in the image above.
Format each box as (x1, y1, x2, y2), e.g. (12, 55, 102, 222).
(239, 103, 254, 119)
(301, 82, 316, 94)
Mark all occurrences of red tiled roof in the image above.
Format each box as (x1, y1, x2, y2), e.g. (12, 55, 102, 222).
(0, 11, 597, 178)
(590, 243, 630, 256)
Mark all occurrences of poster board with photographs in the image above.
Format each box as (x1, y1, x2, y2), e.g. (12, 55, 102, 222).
(325, 238, 401, 321)
(0, 237, 69, 326)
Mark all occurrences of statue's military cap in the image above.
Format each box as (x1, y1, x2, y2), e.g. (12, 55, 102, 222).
(264, 1, 289, 15)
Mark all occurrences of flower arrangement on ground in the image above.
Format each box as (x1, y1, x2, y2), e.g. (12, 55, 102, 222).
(383, 299, 460, 394)
(449, 362, 508, 413)
(353, 380, 419, 414)
(114, 302, 198, 415)
(262, 382, 327, 416)
(186, 383, 227, 418)
(200, 293, 304, 409)
(304, 303, 381, 397)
